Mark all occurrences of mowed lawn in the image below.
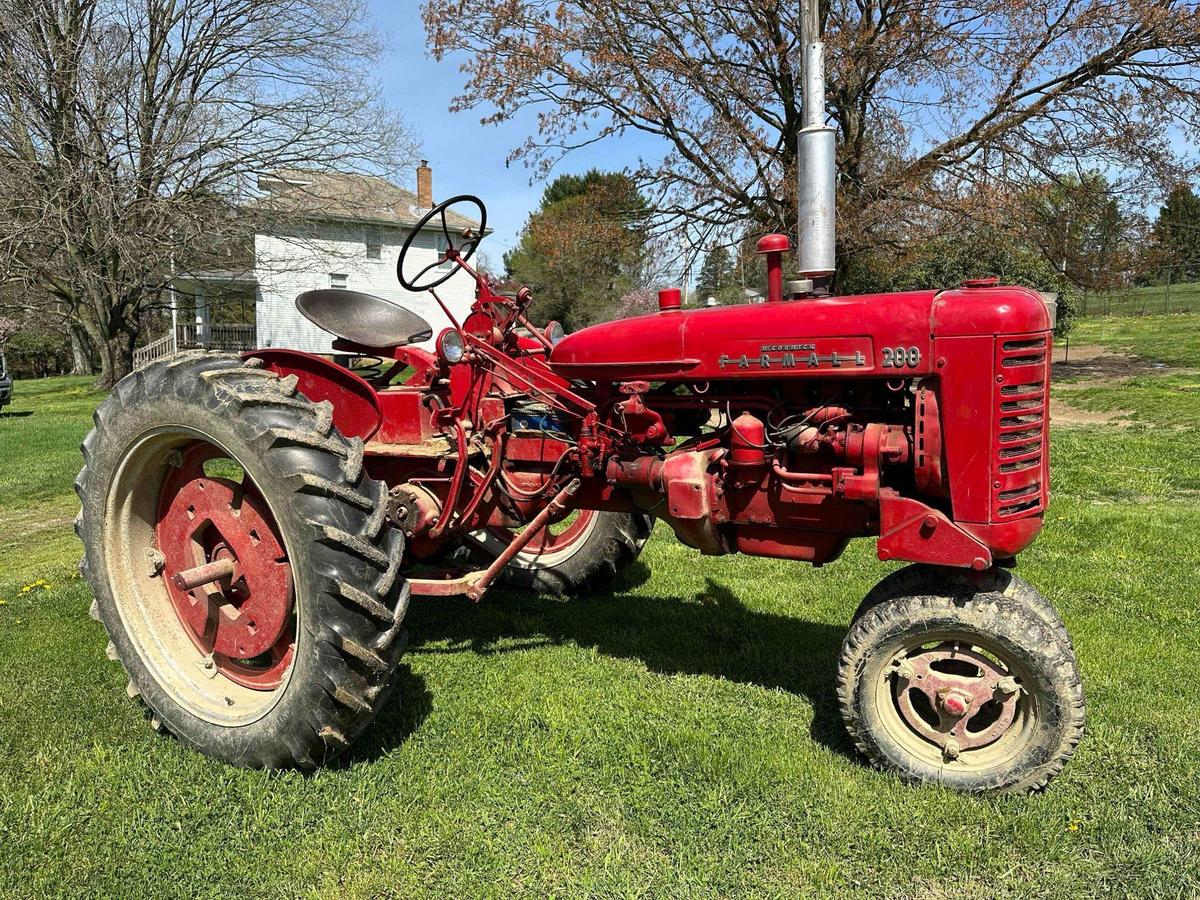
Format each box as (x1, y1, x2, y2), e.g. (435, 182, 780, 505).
(1, 318, 1199, 899)
(1077, 280, 1200, 317)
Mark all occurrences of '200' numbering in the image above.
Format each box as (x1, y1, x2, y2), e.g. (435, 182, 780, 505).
(881, 346, 922, 368)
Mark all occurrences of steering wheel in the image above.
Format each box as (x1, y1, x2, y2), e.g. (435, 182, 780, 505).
(396, 195, 487, 292)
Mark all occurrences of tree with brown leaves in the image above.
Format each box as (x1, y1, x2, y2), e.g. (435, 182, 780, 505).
(424, 0, 1200, 279)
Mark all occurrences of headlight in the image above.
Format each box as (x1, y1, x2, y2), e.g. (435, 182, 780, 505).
(545, 321, 566, 346)
(437, 328, 466, 364)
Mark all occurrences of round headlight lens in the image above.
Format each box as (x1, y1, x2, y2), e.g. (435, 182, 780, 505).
(438, 329, 465, 364)
(545, 321, 566, 346)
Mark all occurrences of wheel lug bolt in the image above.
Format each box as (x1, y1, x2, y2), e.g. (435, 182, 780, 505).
(995, 676, 1019, 695)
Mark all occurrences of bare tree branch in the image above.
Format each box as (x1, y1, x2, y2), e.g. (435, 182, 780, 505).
(0, 0, 416, 385)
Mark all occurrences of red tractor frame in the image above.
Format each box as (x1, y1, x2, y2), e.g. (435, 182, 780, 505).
(75, 192, 1084, 792)
(74, 0, 1081, 794)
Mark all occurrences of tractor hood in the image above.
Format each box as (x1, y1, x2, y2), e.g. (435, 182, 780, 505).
(548, 286, 1051, 382)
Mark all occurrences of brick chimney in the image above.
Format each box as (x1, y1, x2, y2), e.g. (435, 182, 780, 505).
(416, 160, 433, 208)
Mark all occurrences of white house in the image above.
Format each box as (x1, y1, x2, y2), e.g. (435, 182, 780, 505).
(136, 162, 482, 368)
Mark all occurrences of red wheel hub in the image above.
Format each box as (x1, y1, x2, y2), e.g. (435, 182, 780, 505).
(155, 442, 294, 690)
(891, 642, 1021, 755)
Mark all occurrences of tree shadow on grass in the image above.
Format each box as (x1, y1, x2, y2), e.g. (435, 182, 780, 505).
(398, 565, 855, 761)
(0, 410, 33, 418)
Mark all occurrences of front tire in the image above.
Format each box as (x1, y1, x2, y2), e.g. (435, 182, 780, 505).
(852, 564, 1076, 656)
(837, 582, 1085, 792)
(76, 351, 409, 769)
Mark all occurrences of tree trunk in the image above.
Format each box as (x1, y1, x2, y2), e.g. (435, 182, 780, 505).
(68, 320, 94, 375)
(83, 302, 138, 390)
(96, 328, 135, 388)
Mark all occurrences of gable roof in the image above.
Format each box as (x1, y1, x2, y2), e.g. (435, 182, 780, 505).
(254, 169, 482, 233)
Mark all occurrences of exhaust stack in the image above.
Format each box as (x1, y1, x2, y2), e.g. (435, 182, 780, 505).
(796, 0, 836, 285)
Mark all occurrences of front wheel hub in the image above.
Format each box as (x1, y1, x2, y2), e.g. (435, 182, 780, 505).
(155, 442, 294, 689)
(939, 690, 972, 718)
(891, 641, 1022, 758)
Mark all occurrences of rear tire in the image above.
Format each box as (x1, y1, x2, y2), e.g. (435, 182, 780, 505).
(76, 351, 409, 769)
(466, 510, 653, 595)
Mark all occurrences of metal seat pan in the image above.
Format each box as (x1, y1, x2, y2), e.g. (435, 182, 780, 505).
(295, 289, 433, 348)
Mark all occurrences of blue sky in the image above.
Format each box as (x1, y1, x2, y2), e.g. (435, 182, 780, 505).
(370, 0, 663, 265)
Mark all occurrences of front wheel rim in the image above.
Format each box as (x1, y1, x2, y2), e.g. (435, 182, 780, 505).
(103, 428, 297, 726)
(872, 630, 1037, 771)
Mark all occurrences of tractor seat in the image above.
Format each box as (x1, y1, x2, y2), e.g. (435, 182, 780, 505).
(295, 289, 433, 348)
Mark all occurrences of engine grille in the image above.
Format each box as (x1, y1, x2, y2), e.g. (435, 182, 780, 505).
(993, 334, 1050, 519)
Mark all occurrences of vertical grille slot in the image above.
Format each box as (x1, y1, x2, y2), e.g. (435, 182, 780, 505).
(993, 334, 1049, 519)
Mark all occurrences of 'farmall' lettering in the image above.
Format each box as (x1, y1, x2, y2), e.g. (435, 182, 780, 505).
(719, 348, 868, 370)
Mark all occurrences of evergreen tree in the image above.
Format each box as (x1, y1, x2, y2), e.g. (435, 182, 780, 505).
(1152, 184, 1200, 283)
(695, 245, 735, 303)
(504, 170, 650, 328)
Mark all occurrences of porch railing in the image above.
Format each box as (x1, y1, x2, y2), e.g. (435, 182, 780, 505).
(133, 323, 257, 371)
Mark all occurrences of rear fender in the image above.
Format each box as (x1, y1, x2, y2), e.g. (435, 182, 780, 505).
(244, 348, 382, 441)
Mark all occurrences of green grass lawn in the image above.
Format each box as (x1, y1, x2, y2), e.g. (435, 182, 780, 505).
(1069, 314, 1200, 369)
(1077, 281, 1200, 317)
(2, 322, 1200, 898)
(1055, 315, 1200, 430)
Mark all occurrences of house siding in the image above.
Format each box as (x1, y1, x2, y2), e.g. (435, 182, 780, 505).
(254, 221, 477, 354)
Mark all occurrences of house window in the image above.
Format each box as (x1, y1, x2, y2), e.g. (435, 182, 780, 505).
(433, 234, 453, 271)
(330, 273, 348, 289)
(365, 230, 381, 260)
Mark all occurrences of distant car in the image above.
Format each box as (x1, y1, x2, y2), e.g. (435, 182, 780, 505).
(0, 353, 11, 410)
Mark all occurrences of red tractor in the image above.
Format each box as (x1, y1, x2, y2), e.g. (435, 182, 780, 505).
(74, 13, 1083, 792)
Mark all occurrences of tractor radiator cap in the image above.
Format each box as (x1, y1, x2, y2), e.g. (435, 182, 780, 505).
(658, 288, 682, 312)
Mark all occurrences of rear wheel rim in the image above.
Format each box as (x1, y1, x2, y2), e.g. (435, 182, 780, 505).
(155, 441, 294, 690)
(488, 508, 597, 563)
(102, 427, 297, 725)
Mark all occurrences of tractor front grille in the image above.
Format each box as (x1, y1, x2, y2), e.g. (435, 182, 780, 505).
(993, 334, 1050, 519)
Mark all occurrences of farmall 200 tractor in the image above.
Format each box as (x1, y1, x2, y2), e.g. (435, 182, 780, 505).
(75, 10, 1084, 792)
